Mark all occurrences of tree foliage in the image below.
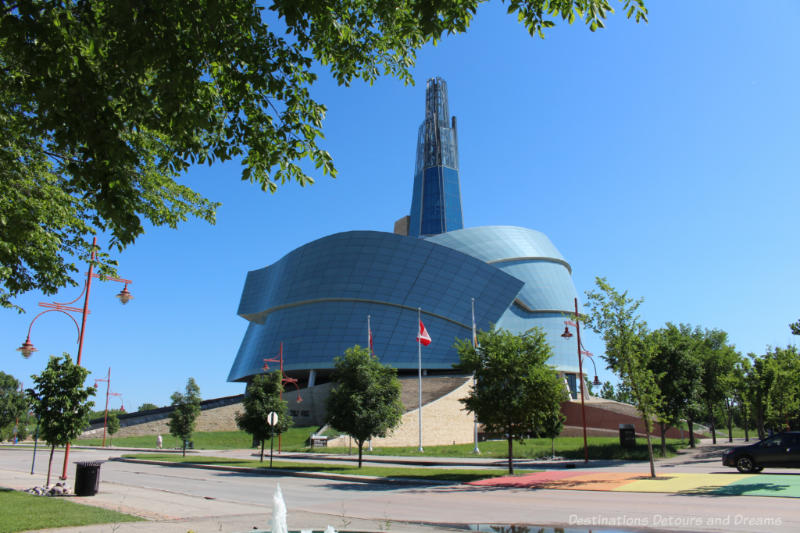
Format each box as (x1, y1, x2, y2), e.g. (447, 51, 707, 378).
(454, 327, 566, 474)
(583, 277, 660, 477)
(137, 403, 159, 412)
(695, 328, 739, 444)
(106, 411, 120, 444)
(27, 353, 95, 485)
(326, 345, 403, 467)
(236, 372, 292, 461)
(167, 377, 201, 456)
(0, 0, 647, 311)
(0, 371, 27, 439)
(647, 323, 704, 450)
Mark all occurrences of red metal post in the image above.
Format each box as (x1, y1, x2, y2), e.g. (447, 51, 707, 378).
(102, 368, 110, 447)
(574, 297, 589, 463)
(60, 237, 97, 480)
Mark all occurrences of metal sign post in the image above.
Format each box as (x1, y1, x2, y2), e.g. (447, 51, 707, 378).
(267, 411, 278, 468)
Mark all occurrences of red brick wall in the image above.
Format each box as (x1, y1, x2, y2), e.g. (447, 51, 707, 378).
(561, 401, 705, 439)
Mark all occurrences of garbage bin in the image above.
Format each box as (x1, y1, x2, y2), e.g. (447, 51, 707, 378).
(619, 424, 636, 448)
(74, 461, 104, 496)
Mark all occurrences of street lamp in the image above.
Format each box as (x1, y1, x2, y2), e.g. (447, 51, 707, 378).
(263, 342, 303, 452)
(94, 367, 123, 447)
(17, 236, 133, 479)
(561, 297, 591, 463)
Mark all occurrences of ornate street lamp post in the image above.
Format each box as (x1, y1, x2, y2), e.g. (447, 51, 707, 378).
(94, 367, 124, 447)
(17, 237, 133, 479)
(561, 297, 591, 463)
(263, 342, 302, 452)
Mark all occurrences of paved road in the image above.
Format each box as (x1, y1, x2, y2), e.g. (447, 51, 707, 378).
(2, 441, 800, 533)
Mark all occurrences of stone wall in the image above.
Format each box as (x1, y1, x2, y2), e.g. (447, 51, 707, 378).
(327, 377, 475, 448)
(82, 396, 247, 438)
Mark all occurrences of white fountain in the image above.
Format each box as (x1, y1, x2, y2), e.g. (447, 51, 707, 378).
(270, 483, 337, 533)
(272, 483, 289, 533)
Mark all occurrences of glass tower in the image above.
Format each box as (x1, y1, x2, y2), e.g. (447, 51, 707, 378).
(408, 77, 463, 237)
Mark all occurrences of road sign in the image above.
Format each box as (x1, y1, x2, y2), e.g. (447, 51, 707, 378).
(267, 411, 278, 426)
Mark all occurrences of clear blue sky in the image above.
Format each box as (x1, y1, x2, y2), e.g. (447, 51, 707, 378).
(3, 1, 799, 411)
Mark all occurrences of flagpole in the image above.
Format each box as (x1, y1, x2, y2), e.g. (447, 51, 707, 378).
(472, 297, 480, 455)
(417, 307, 424, 453)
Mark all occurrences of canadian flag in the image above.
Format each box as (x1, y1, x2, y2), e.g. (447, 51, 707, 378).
(417, 320, 432, 346)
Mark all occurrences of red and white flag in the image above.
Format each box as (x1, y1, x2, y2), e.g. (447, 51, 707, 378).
(417, 320, 432, 346)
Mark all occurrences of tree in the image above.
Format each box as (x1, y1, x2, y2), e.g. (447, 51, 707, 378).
(762, 346, 800, 431)
(27, 353, 95, 486)
(236, 372, 292, 462)
(583, 277, 661, 478)
(0, 0, 647, 312)
(696, 328, 739, 444)
(137, 403, 159, 412)
(538, 406, 566, 459)
(0, 371, 27, 441)
(454, 327, 566, 474)
(648, 323, 703, 453)
(106, 411, 120, 446)
(326, 345, 403, 467)
(598, 380, 616, 400)
(791, 320, 800, 336)
(167, 378, 202, 457)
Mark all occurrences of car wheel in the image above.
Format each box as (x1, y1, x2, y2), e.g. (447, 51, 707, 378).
(736, 456, 757, 473)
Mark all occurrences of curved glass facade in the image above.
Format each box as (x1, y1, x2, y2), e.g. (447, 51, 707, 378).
(427, 226, 580, 372)
(229, 227, 581, 383)
(228, 231, 524, 382)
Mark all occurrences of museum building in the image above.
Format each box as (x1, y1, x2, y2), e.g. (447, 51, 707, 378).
(227, 77, 583, 398)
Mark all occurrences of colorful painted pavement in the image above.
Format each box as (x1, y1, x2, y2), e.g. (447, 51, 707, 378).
(468, 471, 800, 497)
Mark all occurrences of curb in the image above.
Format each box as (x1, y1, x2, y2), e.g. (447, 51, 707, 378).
(112, 457, 454, 486)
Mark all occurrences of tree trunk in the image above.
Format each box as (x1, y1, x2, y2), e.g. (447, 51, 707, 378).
(742, 403, 749, 441)
(260, 439, 265, 462)
(182, 442, 186, 457)
(643, 419, 656, 478)
(708, 403, 717, 444)
(46, 445, 55, 487)
(507, 435, 514, 474)
(357, 440, 364, 468)
(659, 421, 667, 457)
(726, 398, 733, 442)
(688, 418, 696, 448)
(551, 438, 555, 459)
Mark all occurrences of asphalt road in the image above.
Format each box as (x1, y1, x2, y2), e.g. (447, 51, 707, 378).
(2, 442, 800, 533)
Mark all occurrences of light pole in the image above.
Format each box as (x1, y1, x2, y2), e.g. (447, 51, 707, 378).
(561, 297, 592, 463)
(17, 237, 133, 479)
(263, 342, 302, 452)
(94, 367, 124, 447)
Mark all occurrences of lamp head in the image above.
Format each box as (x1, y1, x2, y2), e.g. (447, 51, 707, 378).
(116, 285, 133, 305)
(593, 376, 601, 386)
(17, 339, 37, 359)
(561, 326, 573, 339)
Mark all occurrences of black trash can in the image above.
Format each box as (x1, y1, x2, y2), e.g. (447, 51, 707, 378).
(619, 424, 636, 448)
(74, 461, 104, 496)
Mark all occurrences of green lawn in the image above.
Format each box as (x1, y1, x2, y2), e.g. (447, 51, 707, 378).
(78, 430, 688, 461)
(75, 426, 317, 450)
(321, 436, 689, 460)
(0, 488, 143, 533)
(123, 453, 523, 482)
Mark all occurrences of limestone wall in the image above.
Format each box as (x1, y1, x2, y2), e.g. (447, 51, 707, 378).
(327, 377, 475, 448)
(82, 400, 245, 438)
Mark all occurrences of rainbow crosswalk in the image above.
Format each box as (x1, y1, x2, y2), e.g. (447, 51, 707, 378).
(468, 471, 800, 497)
